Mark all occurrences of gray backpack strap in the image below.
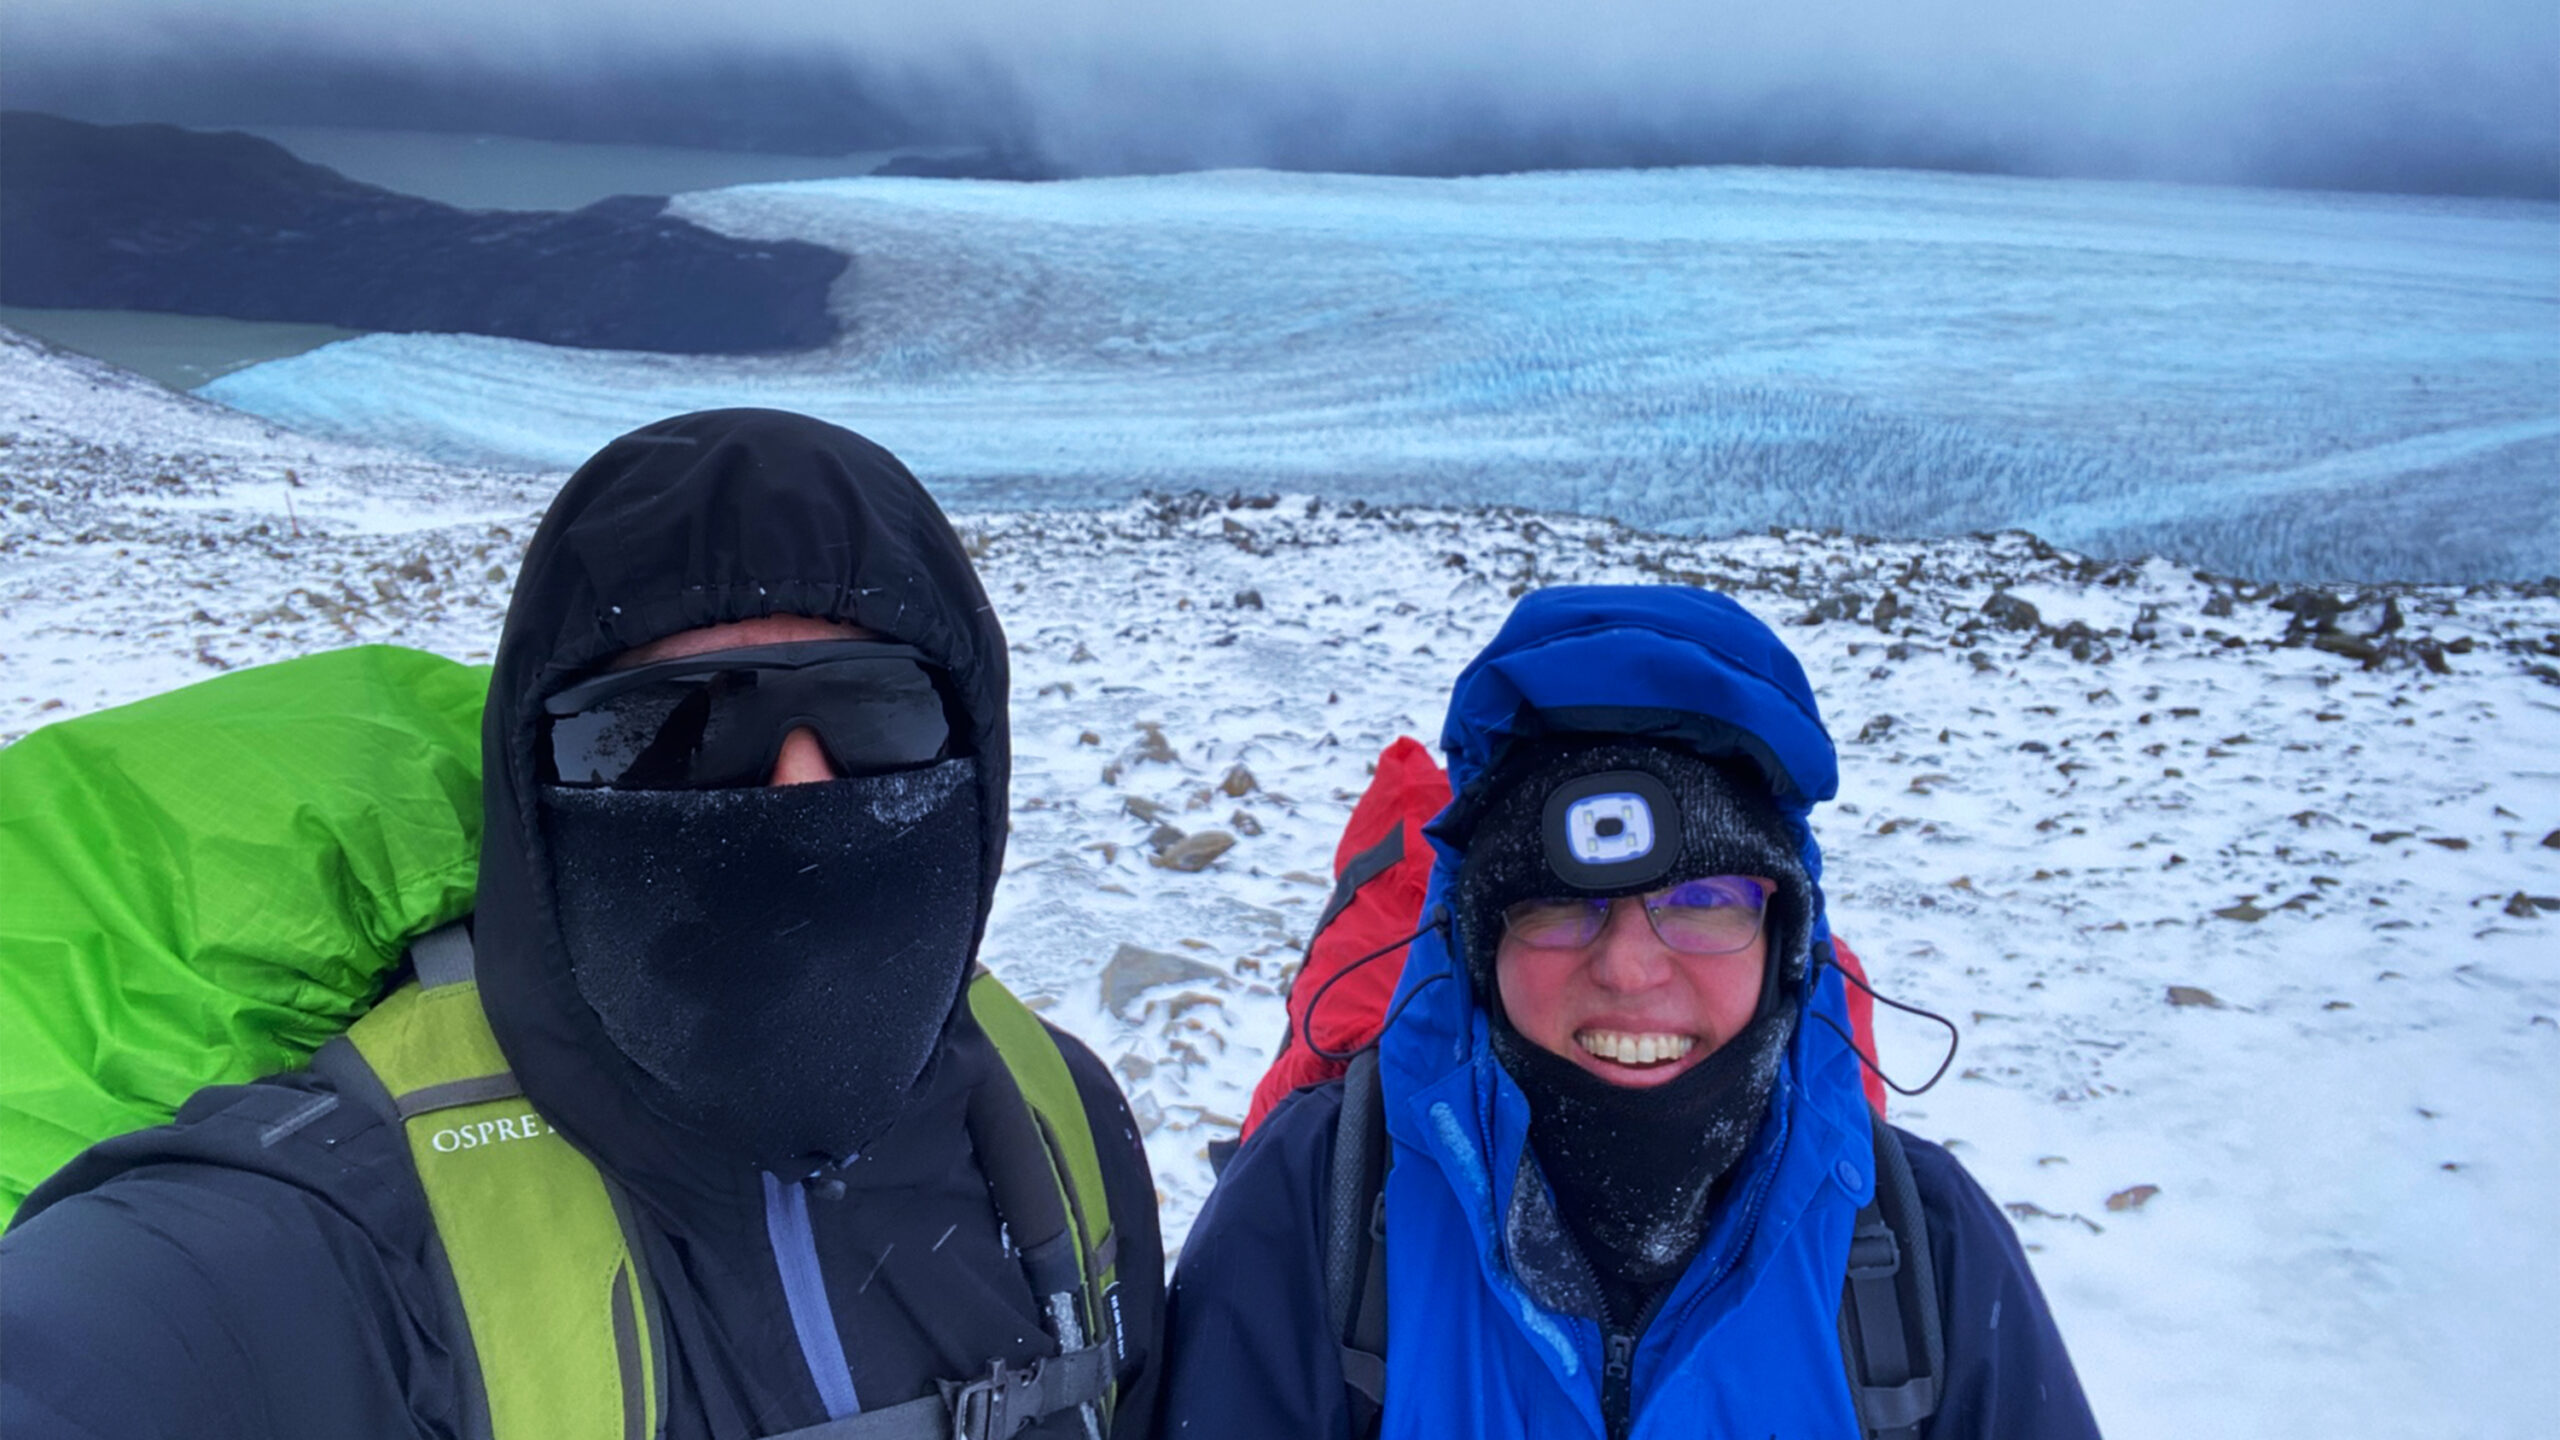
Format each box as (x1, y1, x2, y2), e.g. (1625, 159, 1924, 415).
(1838, 1120, 1944, 1440)
(1325, 1048, 1390, 1436)
(409, 921, 477, 989)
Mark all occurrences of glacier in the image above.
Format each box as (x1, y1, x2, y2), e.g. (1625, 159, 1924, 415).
(203, 165, 2560, 584)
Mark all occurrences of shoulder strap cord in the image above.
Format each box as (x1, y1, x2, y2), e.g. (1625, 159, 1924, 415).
(1327, 1047, 1391, 1440)
(1837, 1120, 1945, 1440)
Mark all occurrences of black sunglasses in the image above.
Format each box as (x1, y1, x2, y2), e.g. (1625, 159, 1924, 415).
(541, 640, 961, 789)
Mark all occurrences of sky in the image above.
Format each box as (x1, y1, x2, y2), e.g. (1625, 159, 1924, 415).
(3, 0, 2554, 194)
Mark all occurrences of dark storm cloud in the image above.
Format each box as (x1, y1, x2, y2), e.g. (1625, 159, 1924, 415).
(4, 0, 2552, 196)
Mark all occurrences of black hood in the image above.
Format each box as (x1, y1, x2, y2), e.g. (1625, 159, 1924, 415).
(475, 408, 1009, 1194)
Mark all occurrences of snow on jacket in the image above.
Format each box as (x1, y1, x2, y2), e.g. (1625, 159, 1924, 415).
(1162, 586, 2098, 1439)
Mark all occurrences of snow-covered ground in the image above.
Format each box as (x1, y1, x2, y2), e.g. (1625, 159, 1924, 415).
(198, 165, 2560, 584)
(7, 323, 2559, 1438)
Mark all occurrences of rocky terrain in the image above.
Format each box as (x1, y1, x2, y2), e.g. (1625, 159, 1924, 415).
(2, 323, 2555, 1438)
(0, 111, 848, 354)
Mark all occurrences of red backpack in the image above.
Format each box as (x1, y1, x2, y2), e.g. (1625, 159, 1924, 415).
(1243, 739, 1887, 1139)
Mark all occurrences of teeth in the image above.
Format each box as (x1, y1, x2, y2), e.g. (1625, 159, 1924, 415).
(1574, 1030, 1697, 1066)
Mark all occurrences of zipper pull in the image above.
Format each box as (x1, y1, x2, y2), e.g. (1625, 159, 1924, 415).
(1604, 1332, 1635, 1381)
(1601, 1332, 1637, 1439)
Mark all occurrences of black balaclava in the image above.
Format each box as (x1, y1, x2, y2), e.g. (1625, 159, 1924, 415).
(1453, 740, 1813, 1324)
(474, 409, 1011, 1190)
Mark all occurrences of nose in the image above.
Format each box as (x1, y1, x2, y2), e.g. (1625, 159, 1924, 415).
(767, 727, 839, 786)
(1584, 896, 1673, 991)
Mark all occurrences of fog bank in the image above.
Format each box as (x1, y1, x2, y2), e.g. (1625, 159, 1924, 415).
(4, 0, 2552, 196)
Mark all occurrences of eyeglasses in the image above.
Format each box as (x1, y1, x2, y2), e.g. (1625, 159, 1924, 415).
(1502, 876, 1774, 955)
(542, 640, 959, 789)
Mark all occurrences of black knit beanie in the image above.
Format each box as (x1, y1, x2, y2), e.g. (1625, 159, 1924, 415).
(1452, 739, 1815, 1324)
(1451, 740, 1813, 1010)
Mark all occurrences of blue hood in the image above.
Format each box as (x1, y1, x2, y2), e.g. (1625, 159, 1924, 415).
(1394, 585, 1843, 1072)
(1374, 585, 1875, 1439)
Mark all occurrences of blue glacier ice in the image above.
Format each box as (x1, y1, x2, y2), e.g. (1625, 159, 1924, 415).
(204, 165, 2559, 583)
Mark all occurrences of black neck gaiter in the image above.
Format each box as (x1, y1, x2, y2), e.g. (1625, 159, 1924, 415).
(540, 758, 982, 1174)
(1492, 996, 1799, 1325)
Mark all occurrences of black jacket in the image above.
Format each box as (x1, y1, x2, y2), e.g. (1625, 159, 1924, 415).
(1, 410, 1163, 1440)
(1162, 1080, 2096, 1440)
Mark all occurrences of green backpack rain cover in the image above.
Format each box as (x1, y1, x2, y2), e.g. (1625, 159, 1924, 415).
(0, 645, 488, 1224)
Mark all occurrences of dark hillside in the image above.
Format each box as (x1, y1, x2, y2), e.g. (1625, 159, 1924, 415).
(0, 111, 848, 354)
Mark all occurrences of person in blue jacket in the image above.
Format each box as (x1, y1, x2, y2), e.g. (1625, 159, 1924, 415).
(1162, 585, 2099, 1439)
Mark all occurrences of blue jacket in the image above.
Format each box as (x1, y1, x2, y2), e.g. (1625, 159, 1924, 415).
(1164, 587, 2098, 1439)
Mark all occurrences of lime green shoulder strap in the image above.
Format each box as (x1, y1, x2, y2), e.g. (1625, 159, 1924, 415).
(965, 971, 1125, 1419)
(323, 941, 1108, 1440)
(333, 926, 659, 1440)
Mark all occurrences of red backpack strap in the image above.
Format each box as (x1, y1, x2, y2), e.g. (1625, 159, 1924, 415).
(1243, 739, 1449, 1138)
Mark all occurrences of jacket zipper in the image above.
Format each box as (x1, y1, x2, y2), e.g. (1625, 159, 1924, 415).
(1597, 1104, 1795, 1440)
(1600, 1330, 1638, 1440)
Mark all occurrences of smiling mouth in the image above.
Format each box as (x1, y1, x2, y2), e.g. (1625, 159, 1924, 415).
(1574, 1030, 1698, 1067)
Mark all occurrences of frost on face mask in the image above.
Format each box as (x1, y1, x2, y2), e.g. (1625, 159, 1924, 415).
(540, 758, 983, 1171)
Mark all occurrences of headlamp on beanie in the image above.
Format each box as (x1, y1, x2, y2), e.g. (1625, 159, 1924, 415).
(1543, 771, 1677, 886)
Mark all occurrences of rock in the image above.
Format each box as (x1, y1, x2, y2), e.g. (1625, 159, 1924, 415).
(1113, 1053, 1155, 1081)
(1124, 795, 1169, 822)
(1804, 590, 1864, 623)
(2166, 985, 2225, 1008)
(2505, 893, 2560, 918)
(2212, 900, 2268, 922)
(2052, 619, 2107, 662)
(2104, 1184, 2161, 1212)
(1233, 588, 1265, 610)
(1229, 808, 1265, 837)
(1969, 651, 2000, 674)
(2201, 590, 2236, 618)
(1151, 830, 1237, 872)
(1981, 592, 2040, 631)
(1133, 723, 1178, 765)
(2425, 837, 2469, 851)
(1146, 822, 1188, 853)
(2272, 588, 2344, 629)
(0, 112, 845, 353)
(1855, 714, 1897, 743)
(1158, 990, 1228, 1023)
(1129, 1090, 1165, 1136)
(1871, 591, 1901, 631)
(1100, 943, 1228, 1016)
(1219, 763, 1258, 797)
(2542, 829, 2560, 850)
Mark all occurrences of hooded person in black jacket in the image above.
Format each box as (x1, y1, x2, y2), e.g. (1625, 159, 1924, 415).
(0, 409, 1164, 1440)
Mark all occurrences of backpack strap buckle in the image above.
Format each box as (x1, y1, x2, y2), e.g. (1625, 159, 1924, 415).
(1846, 1217, 1901, 1280)
(936, 1346, 1112, 1440)
(940, 1360, 1019, 1440)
